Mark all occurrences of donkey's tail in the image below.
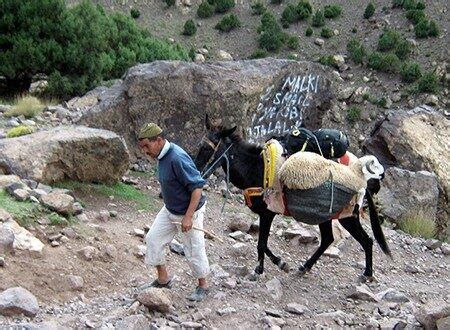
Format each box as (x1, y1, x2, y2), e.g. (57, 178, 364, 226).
(366, 190, 392, 258)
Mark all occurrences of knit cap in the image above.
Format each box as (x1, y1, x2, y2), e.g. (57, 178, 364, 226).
(138, 123, 163, 139)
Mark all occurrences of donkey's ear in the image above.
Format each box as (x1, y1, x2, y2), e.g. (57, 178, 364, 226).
(205, 114, 212, 130)
(221, 126, 237, 137)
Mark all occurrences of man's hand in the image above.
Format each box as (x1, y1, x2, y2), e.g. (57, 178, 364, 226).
(181, 215, 193, 232)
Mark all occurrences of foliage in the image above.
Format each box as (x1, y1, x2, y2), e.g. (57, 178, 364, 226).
(0, 190, 43, 227)
(197, 1, 215, 18)
(296, 1, 313, 20)
(249, 48, 268, 59)
(392, 0, 404, 8)
(364, 2, 375, 19)
(400, 62, 422, 83)
(251, 2, 266, 15)
(312, 9, 325, 27)
(368, 52, 400, 73)
(405, 9, 425, 25)
(347, 39, 366, 64)
(377, 28, 401, 52)
(6, 125, 34, 138)
(415, 18, 439, 38)
(286, 36, 299, 50)
(320, 27, 333, 38)
(323, 4, 342, 19)
(398, 212, 436, 239)
(214, 0, 235, 13)
(166, 0, 176, 7)
(319, 55, 334, 67)
(130, 8, 140, 19)
(270, 0, 283, 4)
(258, 12, 285, 52)
(346, 106, 361, 124)
(215, 14, 241, 32)
(47, 212, 69, 226)
(281, 4, 298, 27)
(4, 96, 44, 118)
(395, 39, 412, 60)
(183, 19, 197, 36)
(417, 72, 439, 93)
(305, 26, 313, 36)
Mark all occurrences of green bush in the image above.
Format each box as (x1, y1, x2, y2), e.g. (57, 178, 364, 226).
(400, 62, 422, 83)
(347, 39, 366, 64)
(403, 0, 418, 10)
(395, 39, 412, 60)
(130, 8, 140, 19)
(4, 96, 45, 118)
(215, 0, 235, 13)
(258, 12, 285, 52)
(281, 4, 298, 27)
(352, 26, 357, 33)
(305, 26, 313, 36)
(428, 20, 439, 37)
(416, 1, 425, 10)
(249, 48, 268, 59)
(296, 1, 313, 20)
(215, 14, 241, 32)
(405, 9, 425, 25)
(312, 10, 325, 27)
(368, 52, 400, 72)
(197, 1, 215, 18)
(166, 0, 176, 7)
(183, 19, 197, 36)
(251, 2, 266, 15)
(270, 0, 283, 4)
(347, 106, 361, 124)
(320, 27, 333, 38)
(414, 18, 439, 38)
(6, 125, 34, 138)
(364, 3, 375, 19)
(319, 55, 334, 67)
(392, 0, 404, 7)
(287, 36, 299, 50)
(417, 72, 439, 93)
(323, 5, 342, 19)
(378, 28, 401, 52)
(398, 211, 436, 239)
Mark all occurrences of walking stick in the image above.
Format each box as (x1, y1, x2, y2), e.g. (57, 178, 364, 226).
(171, 222, 223, 243)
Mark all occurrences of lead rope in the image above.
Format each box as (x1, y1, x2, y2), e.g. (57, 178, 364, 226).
(328, 170, 334, 214)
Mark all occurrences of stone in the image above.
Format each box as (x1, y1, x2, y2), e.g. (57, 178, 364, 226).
(231, 242, 249, 256)
(0, 227, 15, 253)
(0, 208, 12, 222)
(40, 193, 74, 216)
(314, 38, 324, 47)
(0, 287, 39, 317)
(77, 246, 98, 261)
(134, 228, 145, 238)
(347, 284, 378, 302)
(217, 307, 236, 316)
(266, 277, 283, 301)
(228, 231, 245, 241)
(425, 94, 439, 106)
(114, 314, 150, 330)
(377, 288, 410, 303)
(11, 189, 29, 201)
(286, 303, 309, 315)
(228, 213, 252, 232)
(217, 50, 233, 61)
(65, 275, 84, 291)
(1, 220, 44, 256)
(134, 245, 146, 258)
(169, 239, 184, 255)
(415, 304, 450, 329)
(425, 238, 442, 250)
(194, 53, 205, 62)
(0, 175, 22, 189)
(137, 288, 171, 313)
(96, 210, 110, 222)
(222, 277, 237, 289)
(0, 256, 4, 267)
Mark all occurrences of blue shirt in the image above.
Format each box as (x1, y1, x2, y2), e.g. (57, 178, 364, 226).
(158, 142, 206, 215)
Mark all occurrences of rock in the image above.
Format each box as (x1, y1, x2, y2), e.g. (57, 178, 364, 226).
(134, 228, 145, 238)
(317, 310, 355, 325)
(363, 76, 370, 83)
(96, 210, 110, 222)
(425, 94, 439, 106)
(228, 213, 252, 232)
(217, 307, 236, 316)
(30, 188, 48, 200)
(377, 168, 439, 224)
(265, 277, 283, 301)
(231, 242, 249, 256)
(1, 220, 44, 256)
(336, 87, 355, 101)
(229, 230, 246, 241)
(64, 275, 84, 291)
(77, 246, 98, 261)
(265, 308, 283, 318)
(180, 321, 202, 328)
(222, 264, 249, 277)
(197, 48, 208, 56)
(0, 175, 22, 189)
(169, 239, 185, 255)
(314, 38, 325, 47)
(425, 238, 442, 250)
(11, 188, 29, 201)
(284, 223, 317, 243)
(405, 264, 421, 274)
(137, 288, 171, 313)
(440, 243, 450, 255)
(222, 277, 237, 289)
(0, 227, 15, 253)
(0, 208, 12, 222)
(29, 80, 48, 94)
(351, 86, 370, 104)
(101, 244, 117, 260)
(415, 304, 450, 329)
(347, 284, 378, 302)
(114, 314, 150, 329)
(134, 245, 146, 258)
(0, 126, 129, 184)
(109, 210, 118, 218)
(324, 246, 340, 258)
(377, 288, 410, 303)
(217, 50, 233, 61)
(286, 303, 308, 315)
(0, 287, 39, 317)
(0, 256, 4, 267)
(437, 316, 450, 330)
(194, 53, 205, 62)
(40, 193, 74, 216)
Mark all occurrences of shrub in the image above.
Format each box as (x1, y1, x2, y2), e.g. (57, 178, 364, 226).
(347, 106, 361, 124)
(323, 4, 342, 19)
(352, 26, 357, 33)
(270, 0, 283, 4)
(130, 8, 140, 19)
(428, 20, 439, 37)
(417, 72, 439, 93)
(183, 19, 197, 36)
(368, 52, 400, 72)
(395, 39, 412, 60)
(296, 1, 313, 20)
(319, 55, 334, 67)
(312, 10, 325, 27)
(414, 19, 439, 38)
(197, 1, 215, 18)
(364, 2, 375, 19)
(281, 4, 298, 27)
(6, 125, 34, 138)
(398, 211, 436, 239)
(215, 14, 241, 32)
(378, 28, 401, 52)
(287, 36, 299, 50)
(249, 48, 268, 59)
(320, 27, 333, 38)
(400, 62, 422, 83)
(305, 26, 313, 36)
(347, 39, 366, 64)
(416, 1, 425, 10)
(251, 2, 266, 15)
(392, 0, 404, 8)
(4, 96, 44, 118)
(258, 12, 285, 52)
(405, 9, 425, 25)
(47, 212, 69, 226)
(166, 0, 176, 7)
(403, 0, 418, 10)
(215, 0, 235, 13)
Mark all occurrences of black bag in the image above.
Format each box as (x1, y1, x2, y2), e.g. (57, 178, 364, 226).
(284, 127, 349, 159)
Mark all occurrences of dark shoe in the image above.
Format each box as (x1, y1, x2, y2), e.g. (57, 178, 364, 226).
(139, 279, 172, 290)
(187, 286, 208, 302)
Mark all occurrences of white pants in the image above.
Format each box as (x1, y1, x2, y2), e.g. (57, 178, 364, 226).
(145, 203, 210, 278)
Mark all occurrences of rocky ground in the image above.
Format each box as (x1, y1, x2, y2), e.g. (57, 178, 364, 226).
(1, 171, 449, 329)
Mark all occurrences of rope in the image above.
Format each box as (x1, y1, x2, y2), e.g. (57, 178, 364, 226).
(201, 143, 234, 179)
(328, 170, 334, 214)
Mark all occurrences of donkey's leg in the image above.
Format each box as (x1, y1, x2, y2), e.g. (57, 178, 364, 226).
(299, 220, 333, 275)
(338, 216, 374, 278)
(265, 246, 290, 273)
(252, 212, 274, 278)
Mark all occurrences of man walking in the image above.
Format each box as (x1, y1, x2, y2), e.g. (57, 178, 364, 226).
(138, 123, 209, 302)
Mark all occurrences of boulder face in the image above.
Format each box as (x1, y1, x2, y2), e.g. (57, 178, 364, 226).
(0, 126, 129, 184)
(77, 59, 335, 156)
(364, 105, 449, 233)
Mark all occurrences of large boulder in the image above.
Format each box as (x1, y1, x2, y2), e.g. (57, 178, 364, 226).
(0, 287, 40, 317)
(77, 59, 336, 156)
(0, 126, 129, 184)
(364, 105, 449, 234)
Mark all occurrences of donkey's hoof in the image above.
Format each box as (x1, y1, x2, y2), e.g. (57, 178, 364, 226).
(358, 274, 376, 283)
(279, 261, 290, 273)
(248, 272, 260, 282)
(298, 265, 310, 276)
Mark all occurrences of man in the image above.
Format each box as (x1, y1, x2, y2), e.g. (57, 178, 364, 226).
(138, 123, 210, 302)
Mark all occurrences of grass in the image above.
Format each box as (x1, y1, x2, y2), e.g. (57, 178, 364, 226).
(54, 181, 156, 211)
(398, 211, 436, 239)
(4, 96, 45, 118)
(0, 189, 43, 227)
(6, 125, 34, 138)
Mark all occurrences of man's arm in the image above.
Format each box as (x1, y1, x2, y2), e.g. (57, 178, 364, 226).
(181, 188, 203, 232)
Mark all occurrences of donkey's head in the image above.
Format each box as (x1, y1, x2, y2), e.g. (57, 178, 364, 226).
(194, 114, 237, 174)
(359, 155, 384, 182)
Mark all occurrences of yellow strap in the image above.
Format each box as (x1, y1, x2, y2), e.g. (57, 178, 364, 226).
(300, 139, 309, 152)
(262, 141, 277, 189)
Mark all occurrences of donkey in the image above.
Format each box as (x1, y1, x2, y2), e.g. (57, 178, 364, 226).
(194, 116, 391, 280)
